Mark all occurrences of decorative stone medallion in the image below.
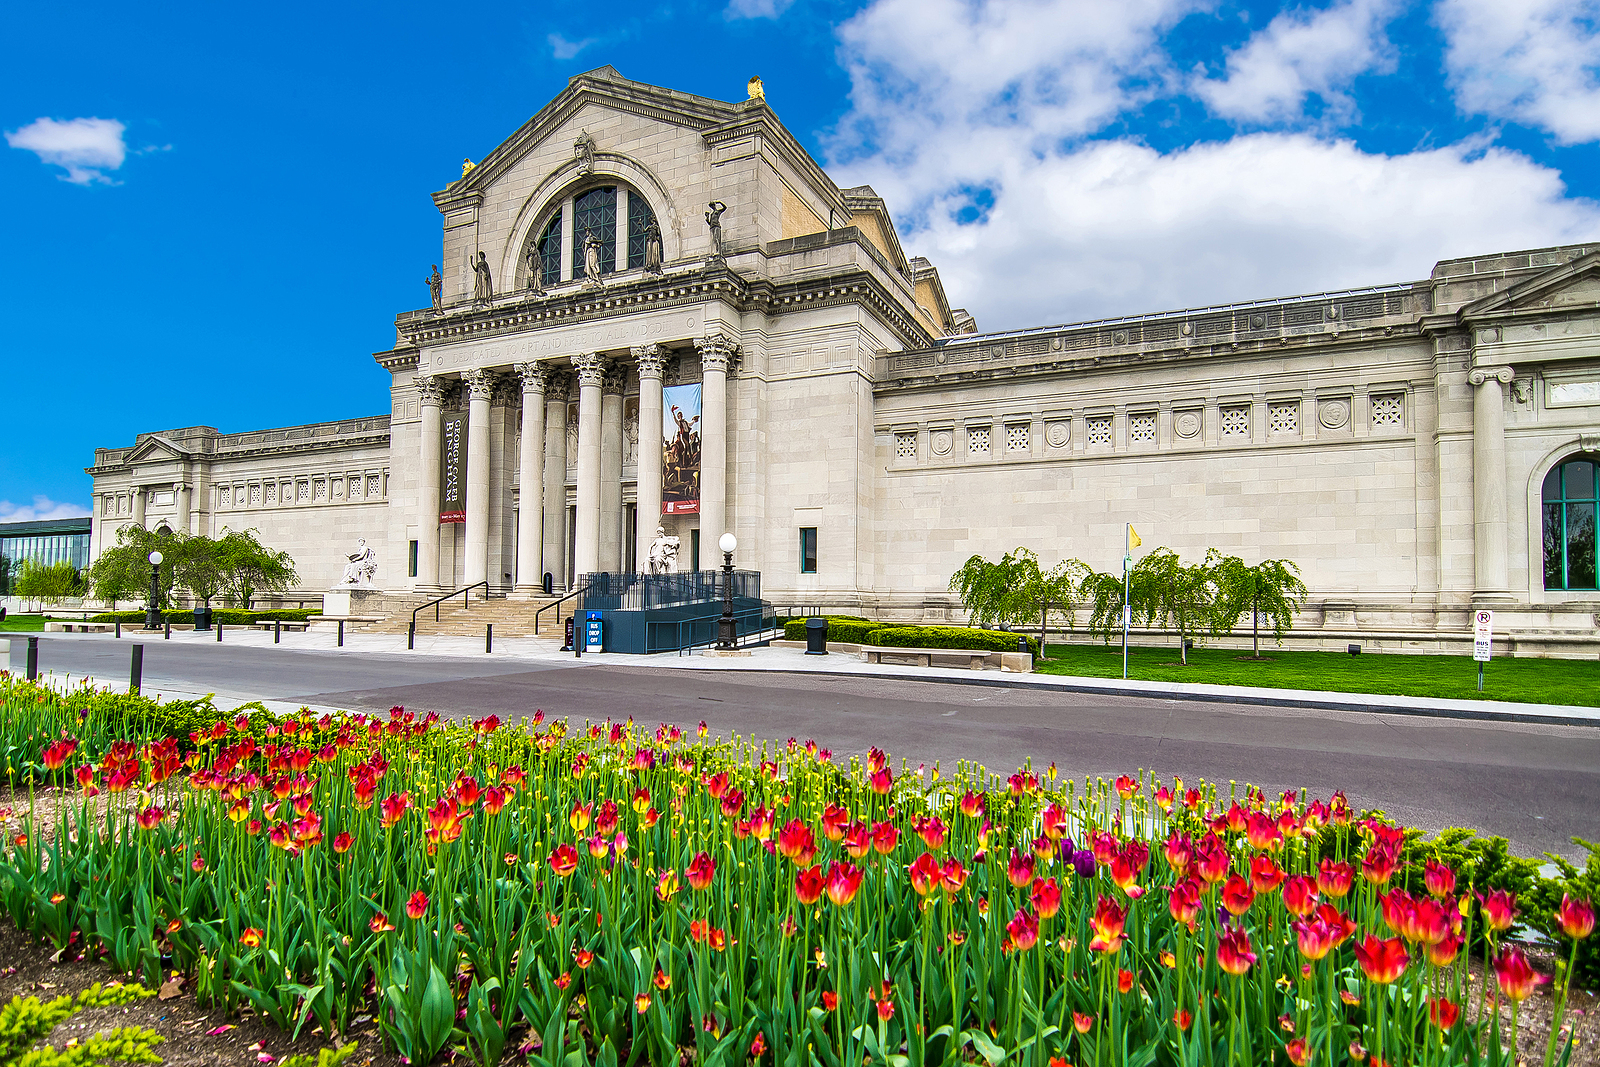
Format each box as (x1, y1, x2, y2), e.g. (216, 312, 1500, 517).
(930, 430, 953, 457)
(1250, 313, 1266, 330)
(1318, 398, 1351, 430)
(1173, 410, 1201, 439)
(1045, 421, 1069, 448)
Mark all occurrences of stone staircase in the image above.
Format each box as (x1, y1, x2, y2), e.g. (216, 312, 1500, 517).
(356, 592, 579, 639)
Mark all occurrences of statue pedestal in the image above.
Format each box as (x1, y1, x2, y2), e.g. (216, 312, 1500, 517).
(322, 587, 383, 619)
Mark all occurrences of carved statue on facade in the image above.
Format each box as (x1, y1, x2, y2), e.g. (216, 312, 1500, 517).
(426, 265, 443, 313)
(472, 251, 494, 304)
(339, 539, 378, 588)
(582, 230, 603, 283)
(705, 201, 727, 262)
(574, 131, 596, 175)
(647, 526, 680, 575)
(644, 218, 664, 274)
(525, 246, 546, 297)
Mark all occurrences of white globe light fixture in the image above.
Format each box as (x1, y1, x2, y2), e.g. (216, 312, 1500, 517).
(718, 533, 737, 554)
(145, 550, 165, 629)
(716, 532, 739, 649)
(148, 550, 164, 566)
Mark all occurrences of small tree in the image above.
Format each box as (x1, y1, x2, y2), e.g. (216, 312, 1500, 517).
(12, 560, 83, 605)
(949, 549, 1081, 649)
(1134, 548, 1217, 665)
(85, 525, 175, 606)
(1210, 554, 1309, 657)
(213, 529, 299, 608)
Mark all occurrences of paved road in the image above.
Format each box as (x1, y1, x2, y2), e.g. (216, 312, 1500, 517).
(11, 635, 1598, 860)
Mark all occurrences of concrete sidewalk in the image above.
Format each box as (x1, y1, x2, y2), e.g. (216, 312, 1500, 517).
(9, 626, 1598, 728)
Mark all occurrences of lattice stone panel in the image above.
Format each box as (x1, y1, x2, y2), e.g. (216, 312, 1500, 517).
(219, 486, 231, 507)
(968, 426, 990, 454)
(1221, 406, 1250, 438)
(367, 475, 381, 497)
(1269, 402, 1299, 435)
(1371, 393, 1404, 430)
(1129, 412, 1156, 444)
(1006, 424, 1029, 452)
(1086, 416, 1112, 446)
(895, 432, 917, 459)
(250, 485, 262, 505)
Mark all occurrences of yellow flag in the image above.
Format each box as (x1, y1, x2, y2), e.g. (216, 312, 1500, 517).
(1129, 525, 1142, 549)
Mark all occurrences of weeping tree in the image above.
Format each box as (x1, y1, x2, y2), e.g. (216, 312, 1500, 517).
(86, 526, 297, 609)
(948, 548, 1082, 649)
(1134, 548, 1219, 665)
(85, 525, 177, 605)
(1210, 555, 1309, 657)
(212, 529, 298, 608)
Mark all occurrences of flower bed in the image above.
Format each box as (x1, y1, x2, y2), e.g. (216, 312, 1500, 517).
(0, 676, 1593, 1067)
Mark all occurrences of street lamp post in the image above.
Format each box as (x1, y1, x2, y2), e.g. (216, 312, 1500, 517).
(145, 550, 164, 630)
(716, 533, 737, 650)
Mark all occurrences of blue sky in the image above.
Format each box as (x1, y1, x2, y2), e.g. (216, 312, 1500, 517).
(4, 0, 1598, 518)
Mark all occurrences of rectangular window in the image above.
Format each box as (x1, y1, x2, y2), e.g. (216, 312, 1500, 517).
(690, 529, 701, 573)
(800, 527, 818, 573)
(408, 540, 419, 578)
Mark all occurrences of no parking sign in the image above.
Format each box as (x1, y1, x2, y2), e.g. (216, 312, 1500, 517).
(1473, 609, 1493, 663)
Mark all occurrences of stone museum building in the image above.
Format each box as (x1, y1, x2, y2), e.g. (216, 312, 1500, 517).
(87, 67, 1600, 651)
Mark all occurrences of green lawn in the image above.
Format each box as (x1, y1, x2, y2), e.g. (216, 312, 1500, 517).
(1037, 642, 1600, 707)
(0, 614, 48, 633)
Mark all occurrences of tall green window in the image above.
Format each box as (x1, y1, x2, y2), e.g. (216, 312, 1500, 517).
(572, 186, 617, 278)
(1543, 455, 1598, 590)
(627, 191, 655, 269)
(537, 211, 562, 287)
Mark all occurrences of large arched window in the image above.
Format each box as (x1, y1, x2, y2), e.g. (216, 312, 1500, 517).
(1543, 454, 1598, 590)
(523, 183, 658, 290)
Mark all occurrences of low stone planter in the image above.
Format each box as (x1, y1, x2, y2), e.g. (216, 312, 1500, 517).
(43, 622, 117, 633)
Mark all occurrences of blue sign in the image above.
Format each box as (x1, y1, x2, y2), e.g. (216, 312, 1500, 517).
(585, 611, 604, 652)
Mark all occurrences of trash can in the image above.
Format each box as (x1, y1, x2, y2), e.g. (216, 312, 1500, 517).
(193, 605, 213, 631)
(804, 617, 829, 655)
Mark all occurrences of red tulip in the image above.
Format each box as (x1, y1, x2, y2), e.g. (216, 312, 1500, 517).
(240, 927, 264, 947)
(1073, 1011, 1093, 1034)
(686, 851, 716, 890)
(1313, 904, 1358, 948)
(369, 913, 395, 933)
(1423, 860, 1456, 899)
(825, 861, 864, 906)
(868, 768, 892, 795)
(1492, 945, 1544, 1001)
(332, 832, 353, 854)
(1162, 831, 1193, 876)
(1194, 833, 1230, 884)
(1217, 927, 1256, 976)
(1361, 840, 1399, 886)
(909, 853, 941, 896)
(749, 1031, 766, 1058)
(41, 739, 77, 771)
(549, 843, 579, 877)
(1169, 879, 1202, 927)
(875, 997, 895, 1021)
(1154, 784, 1174, 811)
(1425, 931, 1464, 967)
(1428, 996, 1460, 1030)
(379, 792, 410, 829)
(1479, 889, 1518, 932)
(405, 890, 429, 920)
(871, 821, 899, 855)
(822, 991, 838, 1011)
(1007, 848, 1034, 888)
(1353, 935, 1409, 984)
(776, 819, 817, 865)
(1250, 854, 1285, 894)
(1006, 908, 1040, 951)
(821, 804, 849, 841)
(1286, 1038, 1310, 1066)
(1089, 896, 1127, 953)
(1557, 894, 1595, 940)
(1030, 877, 1062, 919)
(842, 823, 872, 859)
(1109, 852, 1139, 891)
(914, 815, 948, 849)
(795, 864, 825, 904)
(959, 791, 984, 818)
(1291, 916, 1340, 961)
(940, 858, 969, 893)
(1221, 874, 1255, 916)
(1245, 811, 1282, 852)
(1316, 858, 1353, 898)
(1282, 875, 1318, 917)
(703, 772, 729, 799)
(1117, 968, 1135, 994)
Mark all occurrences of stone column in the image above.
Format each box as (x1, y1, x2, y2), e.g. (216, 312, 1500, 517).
(513, 362, 548, 597)
(463, 368, 493, 588)
(572, 353, 606, 579)
(632, 344, 666, 572)
(696, 334, 737, 559)
(542, 373, 570, 590)
(131, 486, 146, 529)
(599, 361, 626, 572)
(1469, 365, 1514, 603)
(415, 375, 444, 590)
(175, 482, 192, 535)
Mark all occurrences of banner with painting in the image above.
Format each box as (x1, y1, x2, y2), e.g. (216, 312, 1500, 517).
(662, 383, 701, 514)
(439, 410, 467, 523)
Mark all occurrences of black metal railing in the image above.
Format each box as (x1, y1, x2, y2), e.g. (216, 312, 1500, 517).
(578, 570, 762, 611)
(412, 581, 488, 629)
(534, 581, 591, 636)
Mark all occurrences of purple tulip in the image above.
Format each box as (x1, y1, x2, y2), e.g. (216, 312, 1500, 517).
(1072, 849, 1096, 879)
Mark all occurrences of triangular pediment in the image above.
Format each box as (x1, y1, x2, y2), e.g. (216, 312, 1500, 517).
(125, 434, 189, 462)
(1461, 251, 1600, 319)
(437, 68, 743, 201)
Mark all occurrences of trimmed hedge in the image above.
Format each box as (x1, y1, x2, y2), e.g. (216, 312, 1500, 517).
(780, 616, 877, 643)
(90, 608, 320, 624)
(866, 625, 1041, 659)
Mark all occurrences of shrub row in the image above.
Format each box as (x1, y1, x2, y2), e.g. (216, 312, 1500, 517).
(89, 608, 320, 624)
(867, 625, 1040, 659)
(779, 615, 872, 642)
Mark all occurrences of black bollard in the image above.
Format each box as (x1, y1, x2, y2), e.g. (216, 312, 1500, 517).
(338, 620, 344, 648)
(164, 618, 171, 640)
(408, 621, 415, 650)
(115, 619, 122, 639)
(216, 620, 223, 642)
(26, 636, 39, 681)
(130, 644, 144, 693)
(486, 623, 493, 654)
(274, 619, 281, 644)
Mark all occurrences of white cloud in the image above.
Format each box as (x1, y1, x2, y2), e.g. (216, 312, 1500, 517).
(1194, 0, 1401, 124)
(4, 117, 127, 184)
(726, 0, 796, 17)
(826, 0, 1600, 329)
(1438, 0, 1600, 144)
(0, 496, 90, 523)
(548, 33, 596, 60)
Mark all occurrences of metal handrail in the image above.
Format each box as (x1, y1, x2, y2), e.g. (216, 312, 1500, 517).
(534, 581, 591, 636)
(412, 581, 489, 629)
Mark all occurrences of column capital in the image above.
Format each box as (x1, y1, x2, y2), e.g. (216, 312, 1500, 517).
(463, 367, 495, 402)
(543, 369, 573, 401)
(572, 352, 606, 388)
(696, 332, 739, 372)
(1468, 365, 1514, 387)
(515, 360, 551, 396)
(415, 374, 445, 407)
(491, 372, 521, 407)
(602, 359, 628, 395)
(631, 343, 667, 380)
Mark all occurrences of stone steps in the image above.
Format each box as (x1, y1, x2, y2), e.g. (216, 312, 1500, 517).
(356, 595, 579, 637)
